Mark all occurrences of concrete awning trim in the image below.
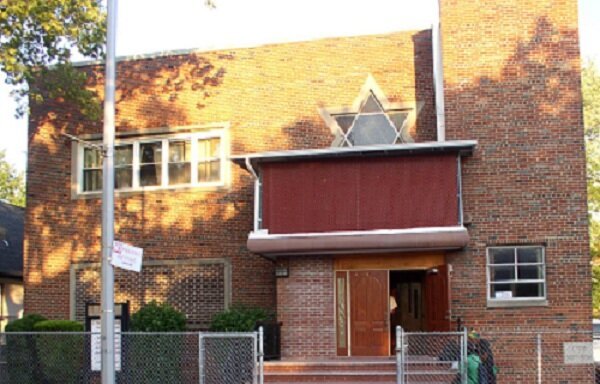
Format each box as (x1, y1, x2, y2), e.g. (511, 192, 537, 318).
(247, 226, 469, 257)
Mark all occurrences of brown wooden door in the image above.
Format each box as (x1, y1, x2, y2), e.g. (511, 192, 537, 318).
(424, 265, 451, 331)
(350, 270, 389, 356)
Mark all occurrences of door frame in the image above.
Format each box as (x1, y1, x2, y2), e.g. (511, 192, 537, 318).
(333, 253, 446, 357)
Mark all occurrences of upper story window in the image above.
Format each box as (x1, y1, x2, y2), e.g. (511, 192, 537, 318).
(334, 92, 410, 147)
(319, 75, 421, 147)
(83, 147, 103, 192)
(77, 129, 226, 194)
(487, 246, 546, 305)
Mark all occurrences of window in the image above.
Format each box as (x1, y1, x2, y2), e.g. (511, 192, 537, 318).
(139, 141, 163, 187)
(487, 246, 546, 303)
(332, 92, 412, 147)
(197, 137, 220, 182)
(78, 130, 226, 194)
(83, 148, 103, 192)
(168, 139, 191, 185)
(115, 145, 133, 189)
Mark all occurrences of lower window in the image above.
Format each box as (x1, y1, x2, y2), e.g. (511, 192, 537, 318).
(487, 246, 546, 303)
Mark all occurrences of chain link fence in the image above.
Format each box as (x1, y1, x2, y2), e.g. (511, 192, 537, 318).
(0, 331, 263, 384)
(397, 329, 467, 384)
(199, 332, 261, 384)
(396, 327, 596, 384)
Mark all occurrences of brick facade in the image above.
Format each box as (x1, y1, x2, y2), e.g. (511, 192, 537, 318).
(24, 0, 591, 381)
(25, 30, 433, 320)
(276, 257, 335, 359)
(441, 0, 589, 327)
(73, 259, 228, 329)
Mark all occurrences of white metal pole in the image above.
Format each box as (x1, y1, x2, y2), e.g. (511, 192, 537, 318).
(199, 333, 205, 384)
(258, 326, 264, 384)
(432, 0, 446, 142)
(101, 0, 117, 383)
(395, 326, 402, 384)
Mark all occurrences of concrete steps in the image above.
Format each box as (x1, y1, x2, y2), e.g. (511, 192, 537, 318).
(264, 358, 396, 383)
(263, 357, 459, 384)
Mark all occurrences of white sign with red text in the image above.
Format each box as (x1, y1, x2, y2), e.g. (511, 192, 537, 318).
(111, 241, 143, 272)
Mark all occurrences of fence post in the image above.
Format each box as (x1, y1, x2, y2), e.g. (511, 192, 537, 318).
(258, 326, 264, 384)
(198, 333, 204, 384)
(537, 333, 542, 384)
(396, 326, 403, 384)
(462, 327, 468, 384)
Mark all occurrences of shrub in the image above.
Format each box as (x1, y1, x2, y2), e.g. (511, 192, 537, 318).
(127, 301, 186, 383)
(210, 305, 274, 332)
(33, 320, 84, 332)
(131, 300, 186, 332)
(35, 320, 85, 384)
(5, 313, 47, 332)
(5, 314, 47, 383)
(5, 316, 84, 384)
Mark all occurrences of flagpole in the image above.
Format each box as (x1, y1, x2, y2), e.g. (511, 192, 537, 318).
(101, 0, 117, 383)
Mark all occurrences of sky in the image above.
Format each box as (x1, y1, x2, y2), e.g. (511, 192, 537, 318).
(1, 0, 599, 172)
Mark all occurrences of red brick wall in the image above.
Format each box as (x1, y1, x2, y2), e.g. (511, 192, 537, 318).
(276, 256, 336, 359)
(74, 260, 226, 329)
(441, 0, 592, 382)
(24, 31, 435, 320)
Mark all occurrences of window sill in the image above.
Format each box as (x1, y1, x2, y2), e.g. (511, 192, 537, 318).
(71, 183, 228, 200)
(487, 299, 548, 308)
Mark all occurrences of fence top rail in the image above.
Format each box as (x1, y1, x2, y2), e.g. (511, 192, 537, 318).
(476, 330, 593, 335)
(0, 331, 257, 336)
(199, 332, 258, 338)
(402, 331, 465, 336)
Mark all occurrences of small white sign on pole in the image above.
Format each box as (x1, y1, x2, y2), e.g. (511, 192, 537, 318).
(111, 241, 143, 272)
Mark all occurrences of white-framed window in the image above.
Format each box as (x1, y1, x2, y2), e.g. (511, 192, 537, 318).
(77, 129, 226, 194)
(487, 246, 546, 303)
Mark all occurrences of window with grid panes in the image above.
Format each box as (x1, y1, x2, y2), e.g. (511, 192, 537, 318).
(78, 130, 224, 194)
(487, 246, 546, 301)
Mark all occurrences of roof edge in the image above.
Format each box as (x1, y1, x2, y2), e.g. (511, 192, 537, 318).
(231, 140, 477, 169)
(71, 28, 433, 68)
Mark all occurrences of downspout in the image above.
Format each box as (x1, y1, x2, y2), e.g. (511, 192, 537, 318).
(433, 0, 446, 142)
(245, 157, 261, 232)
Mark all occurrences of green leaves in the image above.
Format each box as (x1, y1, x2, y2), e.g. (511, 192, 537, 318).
(0, 150, 25, 207)
(583, 61, 600, 261)
(131, 301, 187, 332)
(0, 0, 106, 118)
(584, 62, 600, 317)
(583, 61, 600, 139)
(209, 305, 273, 332)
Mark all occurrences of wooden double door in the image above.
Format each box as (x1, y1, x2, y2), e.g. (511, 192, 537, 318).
(338, 266, 450, 356)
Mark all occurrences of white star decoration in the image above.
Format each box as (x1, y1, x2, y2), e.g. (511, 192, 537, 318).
(318, 75, 422, 147)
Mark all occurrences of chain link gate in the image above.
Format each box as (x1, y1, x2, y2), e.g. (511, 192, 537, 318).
(396, 327, 468, 384)
(199, 327, 264, 384)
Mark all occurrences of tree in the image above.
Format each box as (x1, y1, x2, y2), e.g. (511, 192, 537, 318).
(0, 150, 25, 207)
(583, 61, 600, 317)
(0, 0, 106, 118)
(583, 61, 600, 260)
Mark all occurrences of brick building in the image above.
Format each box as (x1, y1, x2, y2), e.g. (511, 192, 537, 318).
(24, 0, 591, 381)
